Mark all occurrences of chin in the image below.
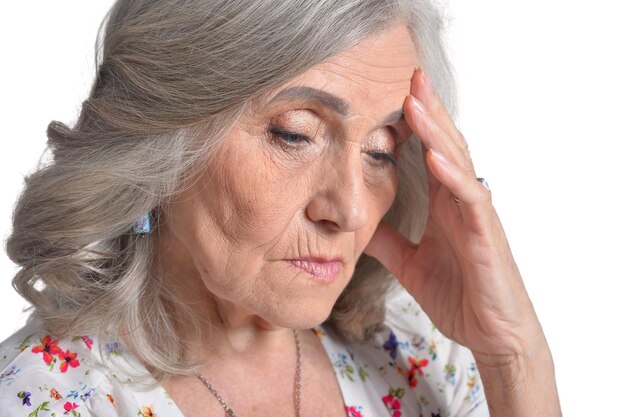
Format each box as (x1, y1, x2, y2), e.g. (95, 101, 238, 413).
(256, 295, 338, 331)
(244, 261, 353, 330)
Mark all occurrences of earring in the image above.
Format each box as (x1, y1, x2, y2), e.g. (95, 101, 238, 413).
(132, 210, 155, 235)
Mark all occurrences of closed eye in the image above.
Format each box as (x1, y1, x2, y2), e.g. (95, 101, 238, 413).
(268, 127, 311, 145)
(368, 151, 397, 166)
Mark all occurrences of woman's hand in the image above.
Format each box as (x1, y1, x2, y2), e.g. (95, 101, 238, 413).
(365, 69, 561, 415)
(365, 68, 544, 365)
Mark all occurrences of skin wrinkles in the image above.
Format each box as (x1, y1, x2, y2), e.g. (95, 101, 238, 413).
(155, 26, 420, 358)
(263, 109, 406, 184)
(267, 87, 406, 128)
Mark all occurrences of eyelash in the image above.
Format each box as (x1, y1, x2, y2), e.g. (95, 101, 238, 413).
(269, 127, 311, 146)
(369, 151, 397, 166)
(268, 127, 397, 166)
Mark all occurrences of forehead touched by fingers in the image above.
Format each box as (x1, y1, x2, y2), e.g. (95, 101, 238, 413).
(275, 26, 419, 123)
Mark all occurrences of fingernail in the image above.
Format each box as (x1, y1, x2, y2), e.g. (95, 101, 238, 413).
(409, 95, 426, 114)
(421, 69, 433, 91)
(430, 148, 450, 165)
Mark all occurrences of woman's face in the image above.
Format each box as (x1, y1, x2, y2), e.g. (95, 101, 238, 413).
(160, 26, 419, 329)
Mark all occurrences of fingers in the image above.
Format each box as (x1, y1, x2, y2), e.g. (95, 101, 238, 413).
(405, 96, 474, 174)
(426, 148, 493, 232)
(410, 69, 463, 148)
(406, 69, 475, 174)
(404, 68, 493, 227)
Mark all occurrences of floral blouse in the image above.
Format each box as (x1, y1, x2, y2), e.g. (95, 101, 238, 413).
(0, 287, 488, 417)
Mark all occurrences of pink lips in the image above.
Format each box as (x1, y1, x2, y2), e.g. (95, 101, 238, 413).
(287, 258, 342, 283)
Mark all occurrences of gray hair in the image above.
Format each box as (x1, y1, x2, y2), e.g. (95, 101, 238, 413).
(6, 0, 456, 380)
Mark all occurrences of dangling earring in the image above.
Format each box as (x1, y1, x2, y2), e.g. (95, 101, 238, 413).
(132, 210, 156, 235)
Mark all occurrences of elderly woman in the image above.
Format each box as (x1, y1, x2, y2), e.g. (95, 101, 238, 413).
(0, 0, 561, 416)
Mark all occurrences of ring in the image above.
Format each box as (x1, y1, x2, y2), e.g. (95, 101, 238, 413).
(451, 177, 490, 206)
(477, 177, 490, 193)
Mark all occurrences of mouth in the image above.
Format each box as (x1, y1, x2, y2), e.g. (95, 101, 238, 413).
(285, 258, 343, 283)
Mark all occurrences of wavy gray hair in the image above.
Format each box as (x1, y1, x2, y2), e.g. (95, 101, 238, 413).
(6, 0, 456, 380)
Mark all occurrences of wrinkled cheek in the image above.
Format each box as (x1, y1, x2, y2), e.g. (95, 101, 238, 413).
(218, 155, 303, 246)
(375, 174, 398, 217)
(357, 179, 397, 250)
(385, 179, 399, 212)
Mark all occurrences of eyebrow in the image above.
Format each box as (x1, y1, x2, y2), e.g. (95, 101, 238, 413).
(267, 86, 405, 126)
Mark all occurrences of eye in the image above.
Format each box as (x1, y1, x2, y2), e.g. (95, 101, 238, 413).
(268, 127, 311, 146)
(367, 151, 397, 166)
(364, 128, 398, 167)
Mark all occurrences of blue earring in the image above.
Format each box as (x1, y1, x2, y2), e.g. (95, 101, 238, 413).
(132, 210, 155, 235)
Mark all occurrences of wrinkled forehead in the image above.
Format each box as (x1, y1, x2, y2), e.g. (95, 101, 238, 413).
(257, 26, 419, 122)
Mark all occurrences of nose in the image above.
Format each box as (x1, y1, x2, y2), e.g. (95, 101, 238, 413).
(305, 148, 369, 232)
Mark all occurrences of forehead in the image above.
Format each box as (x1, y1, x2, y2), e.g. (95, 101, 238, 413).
(267, 25, 419, 120)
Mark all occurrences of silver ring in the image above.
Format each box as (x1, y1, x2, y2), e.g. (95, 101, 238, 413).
(477, 177, 490, 193)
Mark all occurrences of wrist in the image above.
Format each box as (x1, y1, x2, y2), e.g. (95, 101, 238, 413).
(473, 333, 551, 372)
(473, 338, 562, 417)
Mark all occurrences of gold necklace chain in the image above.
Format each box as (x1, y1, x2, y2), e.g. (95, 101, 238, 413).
(195, 329, 302, 417)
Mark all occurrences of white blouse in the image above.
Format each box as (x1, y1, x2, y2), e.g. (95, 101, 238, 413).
(0, 287, 488, 416)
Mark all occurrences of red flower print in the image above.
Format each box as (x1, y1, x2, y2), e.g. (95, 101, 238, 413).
(63, 402, 79, 414)
(408, 357, 429, 376)
(58, 349, 80, 373)
(345, 405, 363, 417)
(81, 336, 93, 350)
(408, 369, 418, 387)
(31, 335, 63, 365)
(107, 394, 116, 408)
(408, 357, 429, 387)
(382, 394, 402, 417)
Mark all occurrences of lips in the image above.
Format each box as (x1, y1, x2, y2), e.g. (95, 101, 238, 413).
(286, 258, 343, 282)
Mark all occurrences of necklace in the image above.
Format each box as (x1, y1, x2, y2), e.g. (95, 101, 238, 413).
(195, 329, 302, 417)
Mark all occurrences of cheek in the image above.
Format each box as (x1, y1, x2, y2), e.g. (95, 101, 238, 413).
(367, 164, 399, 214)
(354, 171, 398, 252)
(206, 136, 306, 246)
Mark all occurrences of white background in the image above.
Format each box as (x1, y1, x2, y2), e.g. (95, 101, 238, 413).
(1, 1, 625, 415)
